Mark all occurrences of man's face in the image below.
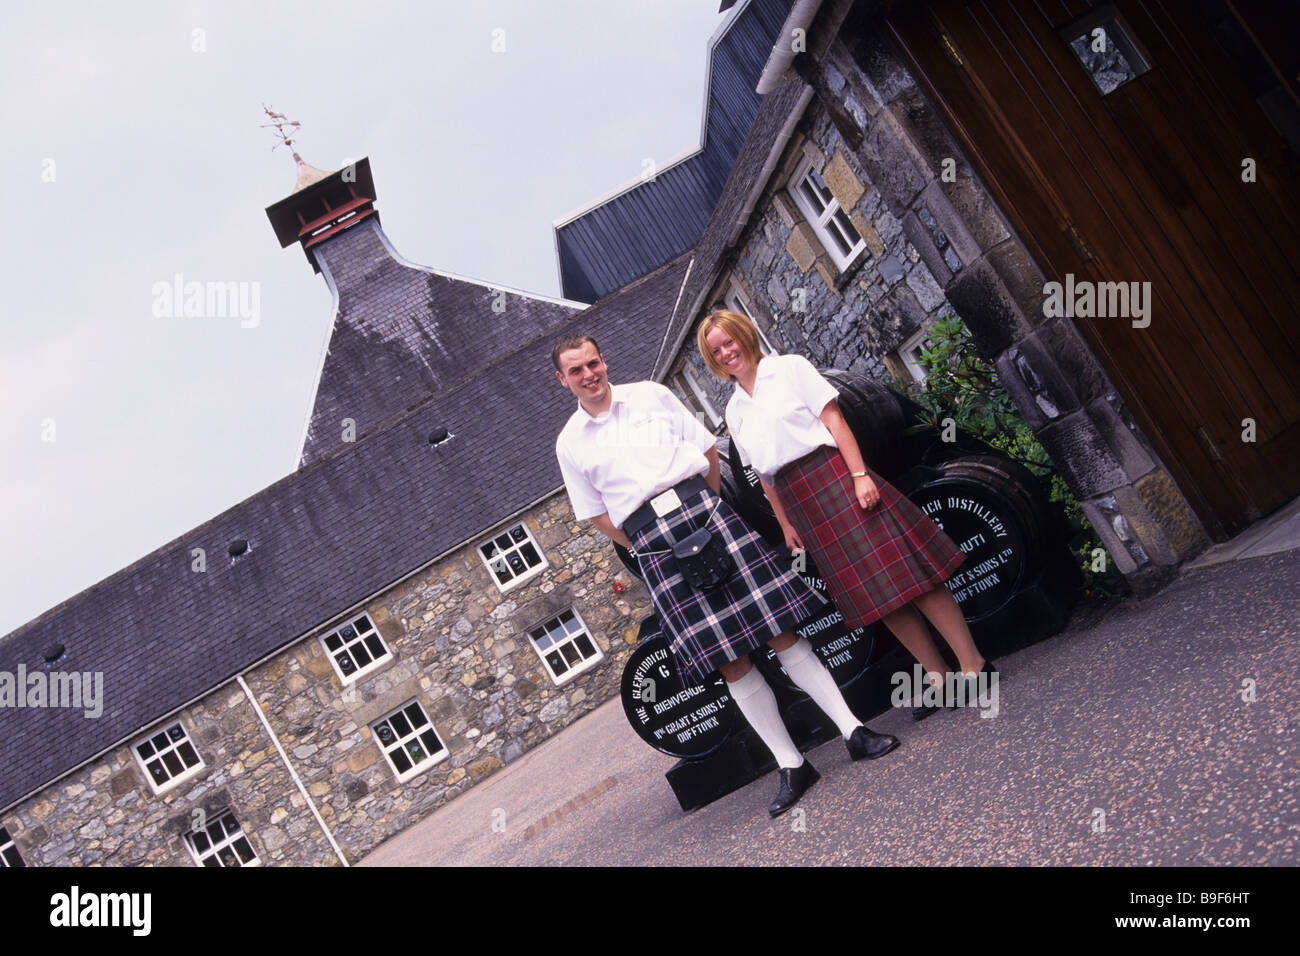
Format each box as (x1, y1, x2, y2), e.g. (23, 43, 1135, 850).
(555, 341, 610, 407)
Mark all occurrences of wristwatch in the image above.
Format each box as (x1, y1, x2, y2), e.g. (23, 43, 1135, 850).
(850, 471, 868, 477)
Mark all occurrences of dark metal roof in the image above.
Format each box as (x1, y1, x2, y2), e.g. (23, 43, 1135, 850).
(554, 0, 793, 302)
(0, 254, 692, 813)
(301, 220, 584, 467)
(653, 77, 812, 378)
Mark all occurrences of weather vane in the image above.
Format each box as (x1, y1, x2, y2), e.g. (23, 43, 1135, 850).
(261, 104, 302, 153)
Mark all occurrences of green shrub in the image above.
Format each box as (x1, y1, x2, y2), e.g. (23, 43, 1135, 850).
(903, 313, 1125, 598)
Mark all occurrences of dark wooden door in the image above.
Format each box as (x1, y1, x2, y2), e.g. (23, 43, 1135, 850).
(887, 0, 1300, 538)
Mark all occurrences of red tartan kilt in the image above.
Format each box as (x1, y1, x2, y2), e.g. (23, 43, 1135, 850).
(773, 444, 965, 629)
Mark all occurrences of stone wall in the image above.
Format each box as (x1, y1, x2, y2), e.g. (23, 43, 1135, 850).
(1, 492, 651, 866)
(670, 3, 1210, 590)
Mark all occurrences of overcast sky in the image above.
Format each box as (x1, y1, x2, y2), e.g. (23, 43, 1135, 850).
(1, 0, 733, 635)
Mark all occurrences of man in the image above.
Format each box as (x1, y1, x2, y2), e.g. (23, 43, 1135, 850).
(552, 334, 899, 816)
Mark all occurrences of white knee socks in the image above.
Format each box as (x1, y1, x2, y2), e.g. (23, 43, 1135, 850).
(776, 638, 864, 739)
(726, 667, 804, 769)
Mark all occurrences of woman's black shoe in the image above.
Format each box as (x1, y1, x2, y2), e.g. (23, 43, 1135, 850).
(767, 760, 820, 817)
(912, 699, 943, 722)
(846, 725, 901, 760)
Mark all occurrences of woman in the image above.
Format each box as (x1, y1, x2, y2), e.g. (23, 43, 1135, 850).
(697, 309, 994, 715)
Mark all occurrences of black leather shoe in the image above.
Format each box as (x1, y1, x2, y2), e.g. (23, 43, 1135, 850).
(767, 760, 820, 817)
(846, 725, 901, 760)
(912, 699, 943, 722)
(962, 658, 999, 694)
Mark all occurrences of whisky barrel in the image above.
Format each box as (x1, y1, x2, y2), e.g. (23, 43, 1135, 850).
(620, 617, 737, 758)
(904, 454, 1055, 622)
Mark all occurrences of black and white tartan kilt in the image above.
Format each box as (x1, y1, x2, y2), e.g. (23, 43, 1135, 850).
(631, 485, 828, 686)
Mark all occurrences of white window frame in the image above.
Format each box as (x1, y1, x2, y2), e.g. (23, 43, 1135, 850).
(133, 720, 205, 795)
(787, 158, 867, 271)
(678, 366, 722, 428)
(185, 810, 260, 868)
(527, 608, 603, 686)
(723, 284, 779, 356)
(896, 326, 933, 384)
(320, 611, 392, 684)
(0, 824, 23, 867)
(478, 522, 549, 592)
(371, 700, 449, 783)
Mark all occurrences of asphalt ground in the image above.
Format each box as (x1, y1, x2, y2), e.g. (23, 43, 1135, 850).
(359, 549, 1298, 866)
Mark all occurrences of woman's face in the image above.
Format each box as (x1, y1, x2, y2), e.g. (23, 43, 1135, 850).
(704, 324, 751, 379)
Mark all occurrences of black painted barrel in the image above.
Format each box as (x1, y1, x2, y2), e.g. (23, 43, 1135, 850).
(620, 617, 736, 759)
(903, 454, 1056, 622)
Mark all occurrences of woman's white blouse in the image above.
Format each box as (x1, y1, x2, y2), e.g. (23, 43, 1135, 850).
(726, 354, 841, 484)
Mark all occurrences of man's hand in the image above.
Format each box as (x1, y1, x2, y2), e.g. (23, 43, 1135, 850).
(591, 512, 635, 550)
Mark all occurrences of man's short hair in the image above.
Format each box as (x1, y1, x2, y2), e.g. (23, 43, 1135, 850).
(551, 334, 601, 371)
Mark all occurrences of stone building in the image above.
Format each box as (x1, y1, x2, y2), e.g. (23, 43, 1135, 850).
(620, 0, 1300, 592)
(0, 0, 786, 870)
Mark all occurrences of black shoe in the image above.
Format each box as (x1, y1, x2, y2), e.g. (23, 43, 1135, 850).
(846, 725, 901, 760)
(962, 658, 998, 689)
(912, 699, 943, 722)
(767, 760, 820, 817)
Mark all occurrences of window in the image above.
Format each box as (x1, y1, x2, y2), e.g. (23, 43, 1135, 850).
(185, 811, 259, 868)
(0, 825, 25, 867)
(372, 701, 449, 782)
(678, 367, 722, 429)
(1060, 5, 1151, 96)
(320, 612, 391, 683)
(528, 609, 602, 685)
(724, 285, 779, 356)
(788, 159, 866, 270)
(133, 721, 204, 794)
(478, 523, 548, 590)
(896, 326, 932, 384)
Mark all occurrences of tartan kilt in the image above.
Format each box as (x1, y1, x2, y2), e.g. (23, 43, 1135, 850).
(632, 485, 828, 686)
(773, 444, 965, 629)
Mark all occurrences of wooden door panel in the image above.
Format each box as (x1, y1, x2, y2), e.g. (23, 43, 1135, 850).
(887, 0, 1300, 535)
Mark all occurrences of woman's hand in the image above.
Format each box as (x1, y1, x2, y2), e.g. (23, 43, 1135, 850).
(854, 473, 880, 510)
(782, 522, 805, 553)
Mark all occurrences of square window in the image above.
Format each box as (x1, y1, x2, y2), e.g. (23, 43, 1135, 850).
(476, 523, 549, 591)
(372, 700, 448, 782)
(1061, 5, 1151, 96)
(185, 811, 259, 868)
(528, 608, 604, 685)
(319, 612, 392, 684)
(0, 825, 25, 868)
(133, 721, 205, 794)
(788, 159, 867, 271)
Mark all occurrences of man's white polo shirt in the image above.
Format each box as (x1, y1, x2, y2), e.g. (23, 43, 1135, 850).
(556, 381, 716, 530)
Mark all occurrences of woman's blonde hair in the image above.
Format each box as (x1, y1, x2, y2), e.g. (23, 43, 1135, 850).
(696, 309, 764, 380)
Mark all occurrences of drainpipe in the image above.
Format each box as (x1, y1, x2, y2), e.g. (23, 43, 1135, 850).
(756, 0, 826, 94)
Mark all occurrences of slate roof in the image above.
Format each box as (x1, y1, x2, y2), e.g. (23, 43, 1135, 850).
(554, 0, 792, 302)
(301, 220, 584, 467)
(0, 253, 692, 814)
(653, 76, 812, 378)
